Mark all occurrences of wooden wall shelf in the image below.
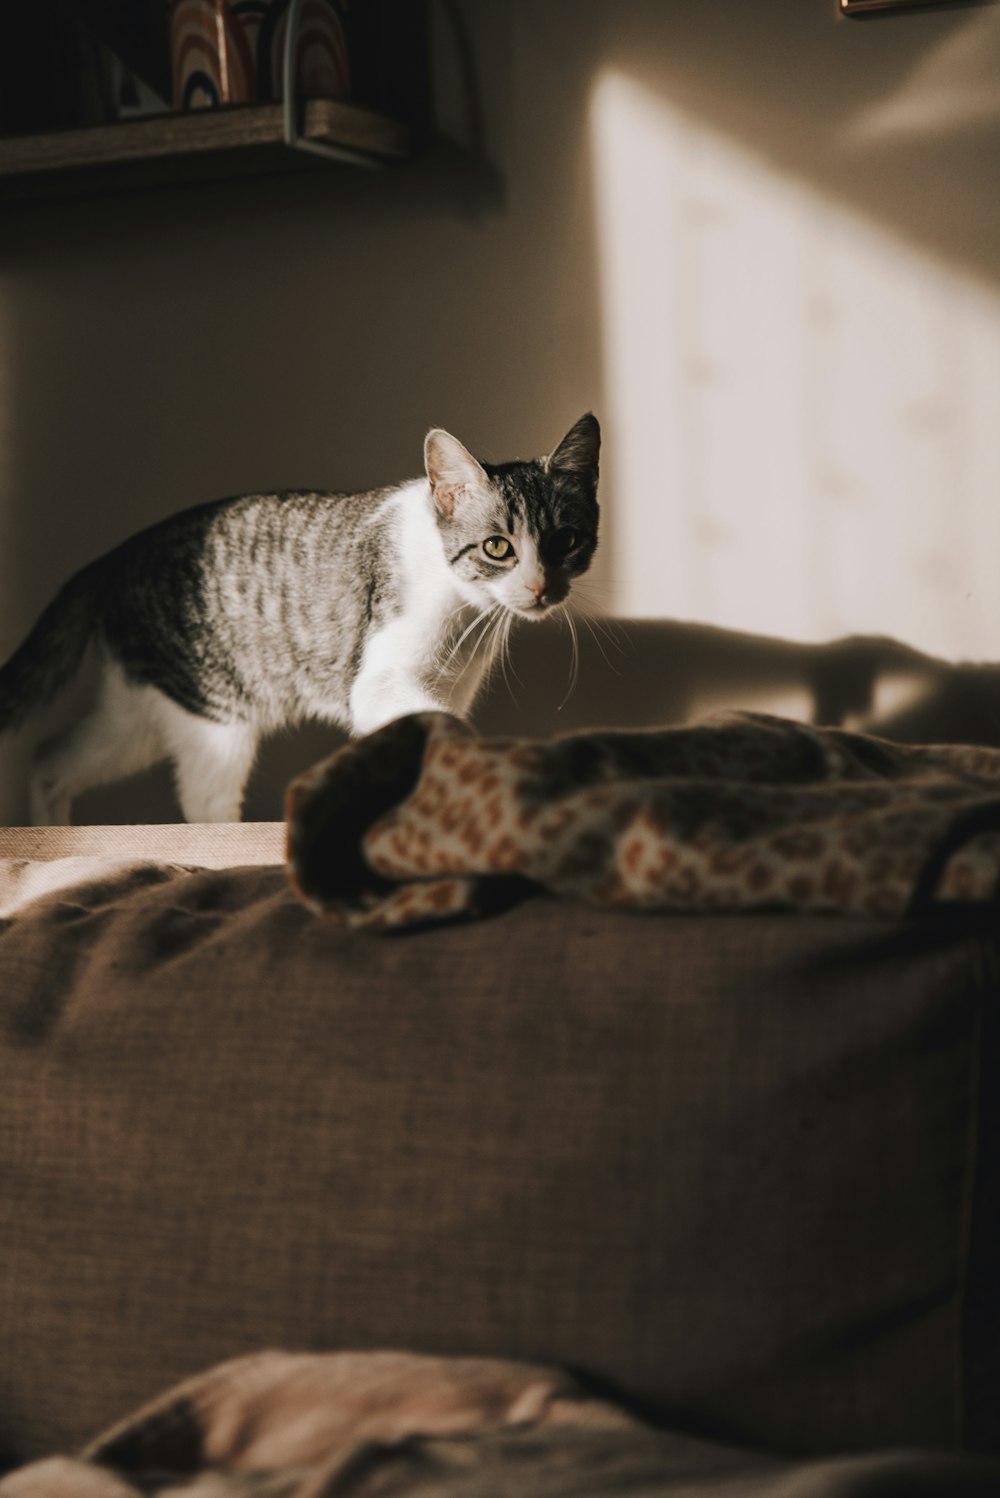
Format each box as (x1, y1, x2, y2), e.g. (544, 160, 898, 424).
(0, 99, 411, 203)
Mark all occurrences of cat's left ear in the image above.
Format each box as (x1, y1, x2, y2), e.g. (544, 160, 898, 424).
(424, 429, 490, 519)
(546, 413, 601, 482)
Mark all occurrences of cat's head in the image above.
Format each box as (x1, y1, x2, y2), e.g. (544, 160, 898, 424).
(424, 414, 600, 620)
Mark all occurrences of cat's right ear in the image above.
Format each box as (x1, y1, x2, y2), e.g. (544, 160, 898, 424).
(424, 429, 489, 518)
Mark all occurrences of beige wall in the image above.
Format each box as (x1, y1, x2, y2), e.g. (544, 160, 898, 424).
(1, 0, 998, 822)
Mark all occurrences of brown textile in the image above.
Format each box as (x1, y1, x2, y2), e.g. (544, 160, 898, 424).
(0, 861, 996, 1465)
(4, 1351, 1000, 1497)
(285, 711, 1000, 929)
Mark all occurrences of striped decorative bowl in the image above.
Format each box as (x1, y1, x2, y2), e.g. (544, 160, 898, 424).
(169, 0, 351, 110)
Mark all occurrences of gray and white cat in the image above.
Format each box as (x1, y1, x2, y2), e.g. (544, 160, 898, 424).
(0, 415, 600, 824)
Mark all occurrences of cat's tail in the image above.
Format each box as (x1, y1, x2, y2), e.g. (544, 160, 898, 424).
(0, 574, 97, 732)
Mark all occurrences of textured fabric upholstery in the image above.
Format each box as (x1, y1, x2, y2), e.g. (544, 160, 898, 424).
(0, 861, 996, 1463)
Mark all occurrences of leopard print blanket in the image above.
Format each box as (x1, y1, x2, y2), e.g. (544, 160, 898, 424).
(285, 711, 1000, 930)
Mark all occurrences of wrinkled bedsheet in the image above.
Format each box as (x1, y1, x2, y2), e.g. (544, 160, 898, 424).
(286, 710, 1000, 929)
(3, 1350, 999, 1498)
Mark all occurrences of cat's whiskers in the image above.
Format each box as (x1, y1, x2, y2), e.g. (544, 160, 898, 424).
(579, 615, 625, 673)
(568, 580, 629, 635)
(483, 607, 506, 673)
(557, 608, 580, 711)
(567, 594, 631, 673)
(476, 605, 511, 695)
(466, 605, 508, 686)
(494, 609, 521, 699)
(504, 611, 519, 684)
(443, 604, 500, 675)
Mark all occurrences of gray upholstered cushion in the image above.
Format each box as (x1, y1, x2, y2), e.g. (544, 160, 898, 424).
(0, 861, 996, 1463)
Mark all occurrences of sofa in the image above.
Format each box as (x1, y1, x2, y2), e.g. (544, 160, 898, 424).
(1, 709, 1000, 1496)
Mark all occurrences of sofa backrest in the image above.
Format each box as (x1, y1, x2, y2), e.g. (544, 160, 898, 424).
(0, 861, 997, 1463)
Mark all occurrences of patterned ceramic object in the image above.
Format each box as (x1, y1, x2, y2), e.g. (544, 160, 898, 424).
(253, 0, 351, 103)
(169, 0, 256, 108)
(169, 0, 350, 110)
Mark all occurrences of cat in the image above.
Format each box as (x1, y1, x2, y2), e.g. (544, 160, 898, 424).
(0, 414, 600, 825)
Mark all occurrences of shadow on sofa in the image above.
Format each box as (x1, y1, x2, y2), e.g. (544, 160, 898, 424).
(55, 617, 1000, 826)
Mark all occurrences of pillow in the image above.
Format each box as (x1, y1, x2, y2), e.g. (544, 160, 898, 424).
(0, 858, 996, 1463)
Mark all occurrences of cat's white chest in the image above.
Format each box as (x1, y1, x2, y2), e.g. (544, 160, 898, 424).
(348, 483, 479, 735)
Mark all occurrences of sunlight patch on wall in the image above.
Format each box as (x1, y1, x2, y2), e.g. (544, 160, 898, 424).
(591, 70, 1000, 662)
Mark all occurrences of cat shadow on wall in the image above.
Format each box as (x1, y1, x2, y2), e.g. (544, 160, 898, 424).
(476, 618, 1000, 747)
(65, 618, 1000, 824)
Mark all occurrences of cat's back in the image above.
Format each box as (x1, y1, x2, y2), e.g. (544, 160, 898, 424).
(93, 483, 395, 611)
(112, 485, 376, 567)
(89, 482, 417, 721)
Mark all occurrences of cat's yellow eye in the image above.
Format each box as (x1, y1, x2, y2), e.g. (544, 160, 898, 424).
(483, 536, 515, 561)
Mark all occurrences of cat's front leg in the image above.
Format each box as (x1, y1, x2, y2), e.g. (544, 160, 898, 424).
(349, 669, 450, 737)
(349, 613, 462, 736)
